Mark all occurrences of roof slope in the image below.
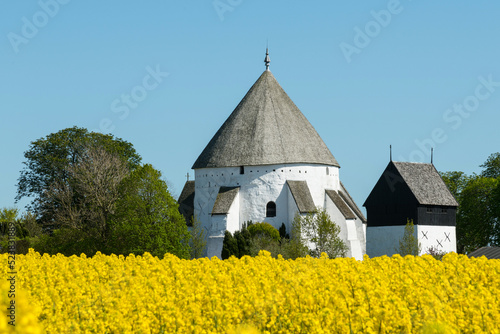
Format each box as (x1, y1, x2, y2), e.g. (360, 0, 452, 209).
(193, 70, 339, 169)
(468, 247, 500, 259)
(178, 181, 195, 225)
(325, 190, 356, 220)
(287, 180, 316, 213)
(212, 186, 239, 215)
(340, 182, 367, 223)
(393, 162, 459, 206)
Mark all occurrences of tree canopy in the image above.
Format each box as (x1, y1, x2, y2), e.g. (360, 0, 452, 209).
(109, 164, 191, 259)
(441, 152, 500, 253)
(14, 127, 193, 258)
(480, 153, 500, 179)
(16, 126, 141, 225)
(292, 208, 348, 258)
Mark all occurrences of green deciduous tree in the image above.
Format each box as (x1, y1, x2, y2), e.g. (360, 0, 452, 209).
(292, 208, 348, 258)
(189, 217, 207, 259)
(109, 164, 191, 259)
(480, 153, 500, 179)
(19, 211, 41, 238)
(0, 207, 19, 223)
(278, 237, 309, 260)
(43, 144, 129, 240)
(16, 127, 192, 258)
(440, 171, 471, 199)
(395, 220, 421, 256)
(0, 208, 41, 254)
(16, 126, 141, 227)
(441, 153, 500, 253)
(457, 176, 498, 253)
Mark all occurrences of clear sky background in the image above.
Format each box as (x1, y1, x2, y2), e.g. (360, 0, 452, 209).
(1, 1, 499, 215)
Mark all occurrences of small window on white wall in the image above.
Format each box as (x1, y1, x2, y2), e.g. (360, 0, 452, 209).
(326, 167, 329, 175)
(266, 201, 276, 217)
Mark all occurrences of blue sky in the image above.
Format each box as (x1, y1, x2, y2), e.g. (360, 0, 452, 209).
(1, 1, 499, 215)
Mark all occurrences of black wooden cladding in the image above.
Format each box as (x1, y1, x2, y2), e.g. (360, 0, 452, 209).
(417, 206, 456, 226)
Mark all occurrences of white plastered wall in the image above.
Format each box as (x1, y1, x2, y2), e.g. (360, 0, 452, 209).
(206, 236, 224, 259)
(204, 192, 240, 259)
(347, 220, 364, 260)
(286, 186, 300, 234)
(194, 163, 340, 239)
(324, 194, 365, 260)
(324, 194, 348, 252)
(367, 225, 456, 257)
(226, 191, 240, 234)
(366, 225, 407, 257)
(417, 225, 456, 254)
(193, 163, 376, 259)
(356, 219, 367, 257)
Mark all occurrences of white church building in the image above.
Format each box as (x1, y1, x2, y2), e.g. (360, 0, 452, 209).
(178, 50, 367, 260)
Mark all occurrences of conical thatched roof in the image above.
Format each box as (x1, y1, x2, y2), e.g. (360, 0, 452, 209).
(192, 70, 339, 169)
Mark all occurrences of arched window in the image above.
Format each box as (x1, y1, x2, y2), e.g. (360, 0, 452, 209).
(266, 201, 276, 217)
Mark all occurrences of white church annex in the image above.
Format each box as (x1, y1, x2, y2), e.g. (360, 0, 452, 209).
(179, 50, 367, 259)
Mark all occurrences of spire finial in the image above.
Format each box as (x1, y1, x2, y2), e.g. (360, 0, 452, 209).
(264, 47, 270, 71)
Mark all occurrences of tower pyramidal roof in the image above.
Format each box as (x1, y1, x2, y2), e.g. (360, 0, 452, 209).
(192, 52, 339, 169)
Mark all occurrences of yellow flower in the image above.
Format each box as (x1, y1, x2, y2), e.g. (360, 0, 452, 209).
(1, 249, 498, 333)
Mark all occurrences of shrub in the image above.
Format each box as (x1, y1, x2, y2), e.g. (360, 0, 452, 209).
(222, 231, 238, 259)
(279, 222, 289, 239)
(427, 246, 447, 260)
(247, 222, 280, 242)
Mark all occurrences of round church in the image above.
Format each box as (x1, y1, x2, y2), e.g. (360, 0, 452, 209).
(179, 50, 367, 259)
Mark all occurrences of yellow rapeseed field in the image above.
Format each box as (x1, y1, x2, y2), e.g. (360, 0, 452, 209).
(1, 249, 499, 333)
